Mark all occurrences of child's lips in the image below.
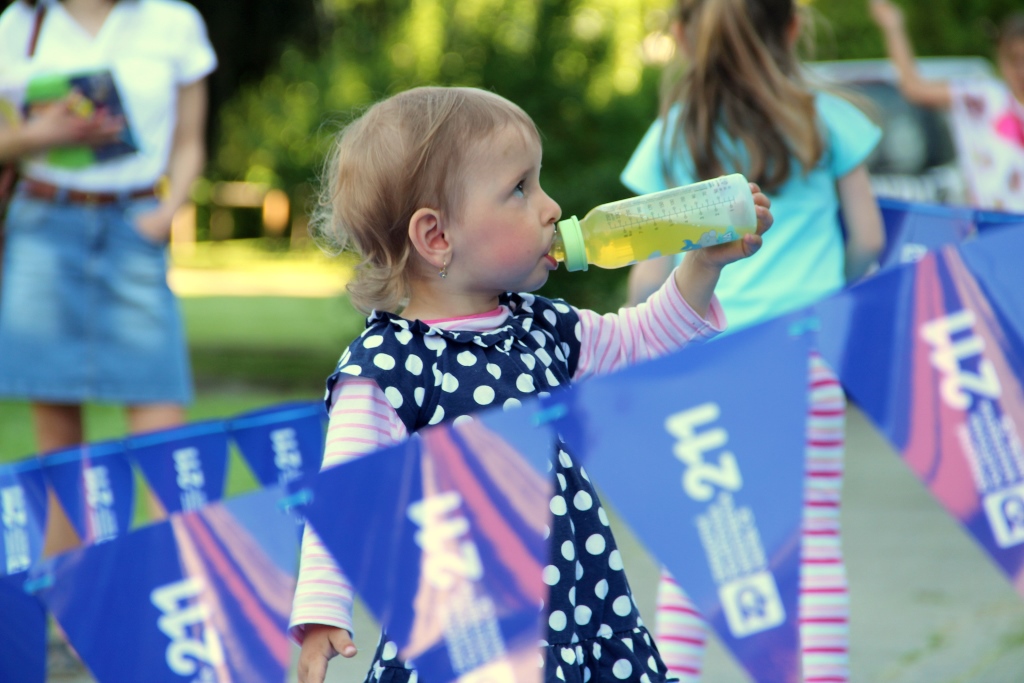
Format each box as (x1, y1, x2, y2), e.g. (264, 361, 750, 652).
(544, 254, 558, 269)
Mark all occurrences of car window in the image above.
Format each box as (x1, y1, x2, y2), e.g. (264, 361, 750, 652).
(848, 82, 957, 174)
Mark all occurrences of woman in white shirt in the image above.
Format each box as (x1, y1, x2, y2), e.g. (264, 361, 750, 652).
(0, 0, 217, 453)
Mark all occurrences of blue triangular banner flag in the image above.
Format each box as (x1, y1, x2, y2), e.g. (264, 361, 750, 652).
(31, 485, 298, 683)
(42, 440, 134, 546)
(0, 573, 47, 683)
(303, 405, 553, 683)
(549, 315, 809, 683)
(229, 401, 325, 491)
(876, 197, 975, 269)
(128, 421, 229, 515)
(816, 226, 1024, 596)
(0, 458, 49, 576)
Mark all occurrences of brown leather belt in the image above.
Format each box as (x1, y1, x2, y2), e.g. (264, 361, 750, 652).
(20, 178, 157, 206)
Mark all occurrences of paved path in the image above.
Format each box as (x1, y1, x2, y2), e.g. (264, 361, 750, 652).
(52, 407, 1024, 682)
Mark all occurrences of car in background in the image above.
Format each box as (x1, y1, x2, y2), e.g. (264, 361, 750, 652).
(809, 57, 997, 205)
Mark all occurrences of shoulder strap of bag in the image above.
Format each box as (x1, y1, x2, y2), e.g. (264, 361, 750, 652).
(28, 6, 47, 57)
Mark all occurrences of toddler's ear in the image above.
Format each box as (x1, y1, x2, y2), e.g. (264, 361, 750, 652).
(408, 207, 451, 271)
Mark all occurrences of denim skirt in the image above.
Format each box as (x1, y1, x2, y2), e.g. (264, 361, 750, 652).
(0, 194, 193, 404)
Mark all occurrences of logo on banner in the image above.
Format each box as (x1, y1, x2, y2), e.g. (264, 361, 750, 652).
(921, 309, 1024, 549)
(270, 428, 303, 487)
(84, 465, 118, 543)
(2, 485, 31, 574)
(150, 576, 225, 681)
(666, 402, 786, 638)
(408, 491, 510, 676)
(173, 448, 207, 513)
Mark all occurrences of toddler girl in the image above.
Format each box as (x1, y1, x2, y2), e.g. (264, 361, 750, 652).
(290, 86, 772, 683)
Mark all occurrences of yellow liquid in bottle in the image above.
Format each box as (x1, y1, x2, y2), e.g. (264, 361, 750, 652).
(552, 174, 756, 271)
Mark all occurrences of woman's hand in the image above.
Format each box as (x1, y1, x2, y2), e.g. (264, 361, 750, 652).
(689, 182, 773, 270)
(868, 0, 905, 33)
(297, 625, 358, 683)
(25, 98, 124, 150)
(133, 203, 176, 244)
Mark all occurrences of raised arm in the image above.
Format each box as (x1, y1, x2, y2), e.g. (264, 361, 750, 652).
(868, 0, 952, 109)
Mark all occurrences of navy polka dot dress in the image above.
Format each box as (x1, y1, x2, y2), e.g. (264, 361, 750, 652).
(328, 293, 672, 683)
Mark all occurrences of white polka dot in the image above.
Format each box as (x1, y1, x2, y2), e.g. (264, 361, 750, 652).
(622, 637, 634, 652)
(647, 656, 658, 671)
(575, 605, 592, 625)
(580, 466, 590, 482)
(428, 405, 445, 425)
(537, 653, 545, 669)
(585, 534, 606, 555)
(544, 309, 558, 326)
(453, 415, 473, 427)
(612, 660, 632, 679)
(594, 579, 608, 599)
(598, 507, 609, 525)
(576, 561, 584, 580)
(538, 349, 553, 369)
(487, 363, 501, 379)
(612, 595, 632, 616)
(557, 473, 567, 491)
(640, 675, 651, 683)
(637, 616, 644, 627)
(554, 302, 570, 313)
(550, 496, 567, 515)
(384, 386, 404, 409)
(592, 643, 602, 660)
(424, 335, 446, 354)
(549, 610, 567, 631)
(583, 667, 591, 683)
(516, 374, 536, 393)
(643, 633, 651, 646)
(543, 524, 550, 539)
(574, 322, 582, 340)
(432, 366, 442, 386)
(531, 330, 548, 347)
(608, 549, 623, 570)
(568, 586, 576, 605)
(522, 317, 534, 331)
(374, 353, 396, 370)
(414, 387, 425, 406)
(561, 540, 575, 561)
(381, 641, 397, 660)
(561, 647, 576, 665)
(395, 329, 413, 345)
(556, 665, 565, 681)
(457, 350, 477, 366)
(340, 365, 362, 376)
(408, 670, 419, 683)
(474, 385, 495, 405)
(543, 565, 560, 585)
(555, 346, 566, 362)
(597, 623, 613, 638)
(558, 450, 573, 468)
(520, 354, 536, 370)
(405, 355, 423, 375)
(573, 491, 592, 510)
(503, 397, 521, 410)
(441, 373, 459, 392)
(364, 335, 384, 349)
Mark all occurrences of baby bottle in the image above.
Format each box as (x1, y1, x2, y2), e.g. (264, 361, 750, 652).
(549, 173, 757, 272)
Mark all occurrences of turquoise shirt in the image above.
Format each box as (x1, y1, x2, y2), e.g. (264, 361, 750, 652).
(621, 91, 881, 331)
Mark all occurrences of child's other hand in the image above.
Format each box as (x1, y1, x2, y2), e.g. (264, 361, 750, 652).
(868, 0, 904, 32)
(297, 624, 358, 683)
(691, 183, 772, 270)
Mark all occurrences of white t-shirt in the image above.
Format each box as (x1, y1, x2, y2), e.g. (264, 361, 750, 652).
(949, 78, 1024, 212)
(0, 0, 216, 191)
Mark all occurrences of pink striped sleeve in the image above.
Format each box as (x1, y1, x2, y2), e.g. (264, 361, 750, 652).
(289, 378, 408, 644)
(574, 269, 726, 380)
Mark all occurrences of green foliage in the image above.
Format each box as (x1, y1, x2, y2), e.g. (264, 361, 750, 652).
(210, 0, 1005, 311)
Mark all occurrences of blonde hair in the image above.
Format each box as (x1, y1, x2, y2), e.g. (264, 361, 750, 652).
(314, 87, 539, 314)
(662, 0, 822, 192)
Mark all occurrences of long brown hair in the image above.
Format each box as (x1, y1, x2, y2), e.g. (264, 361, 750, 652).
(661, 0, 822, 192)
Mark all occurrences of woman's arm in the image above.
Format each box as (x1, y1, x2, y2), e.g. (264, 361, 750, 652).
(868, 0, 952, 109)
(837, 164, 885, 282)
(133, 78, 208, 241)
(0, 99, 123, 162)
